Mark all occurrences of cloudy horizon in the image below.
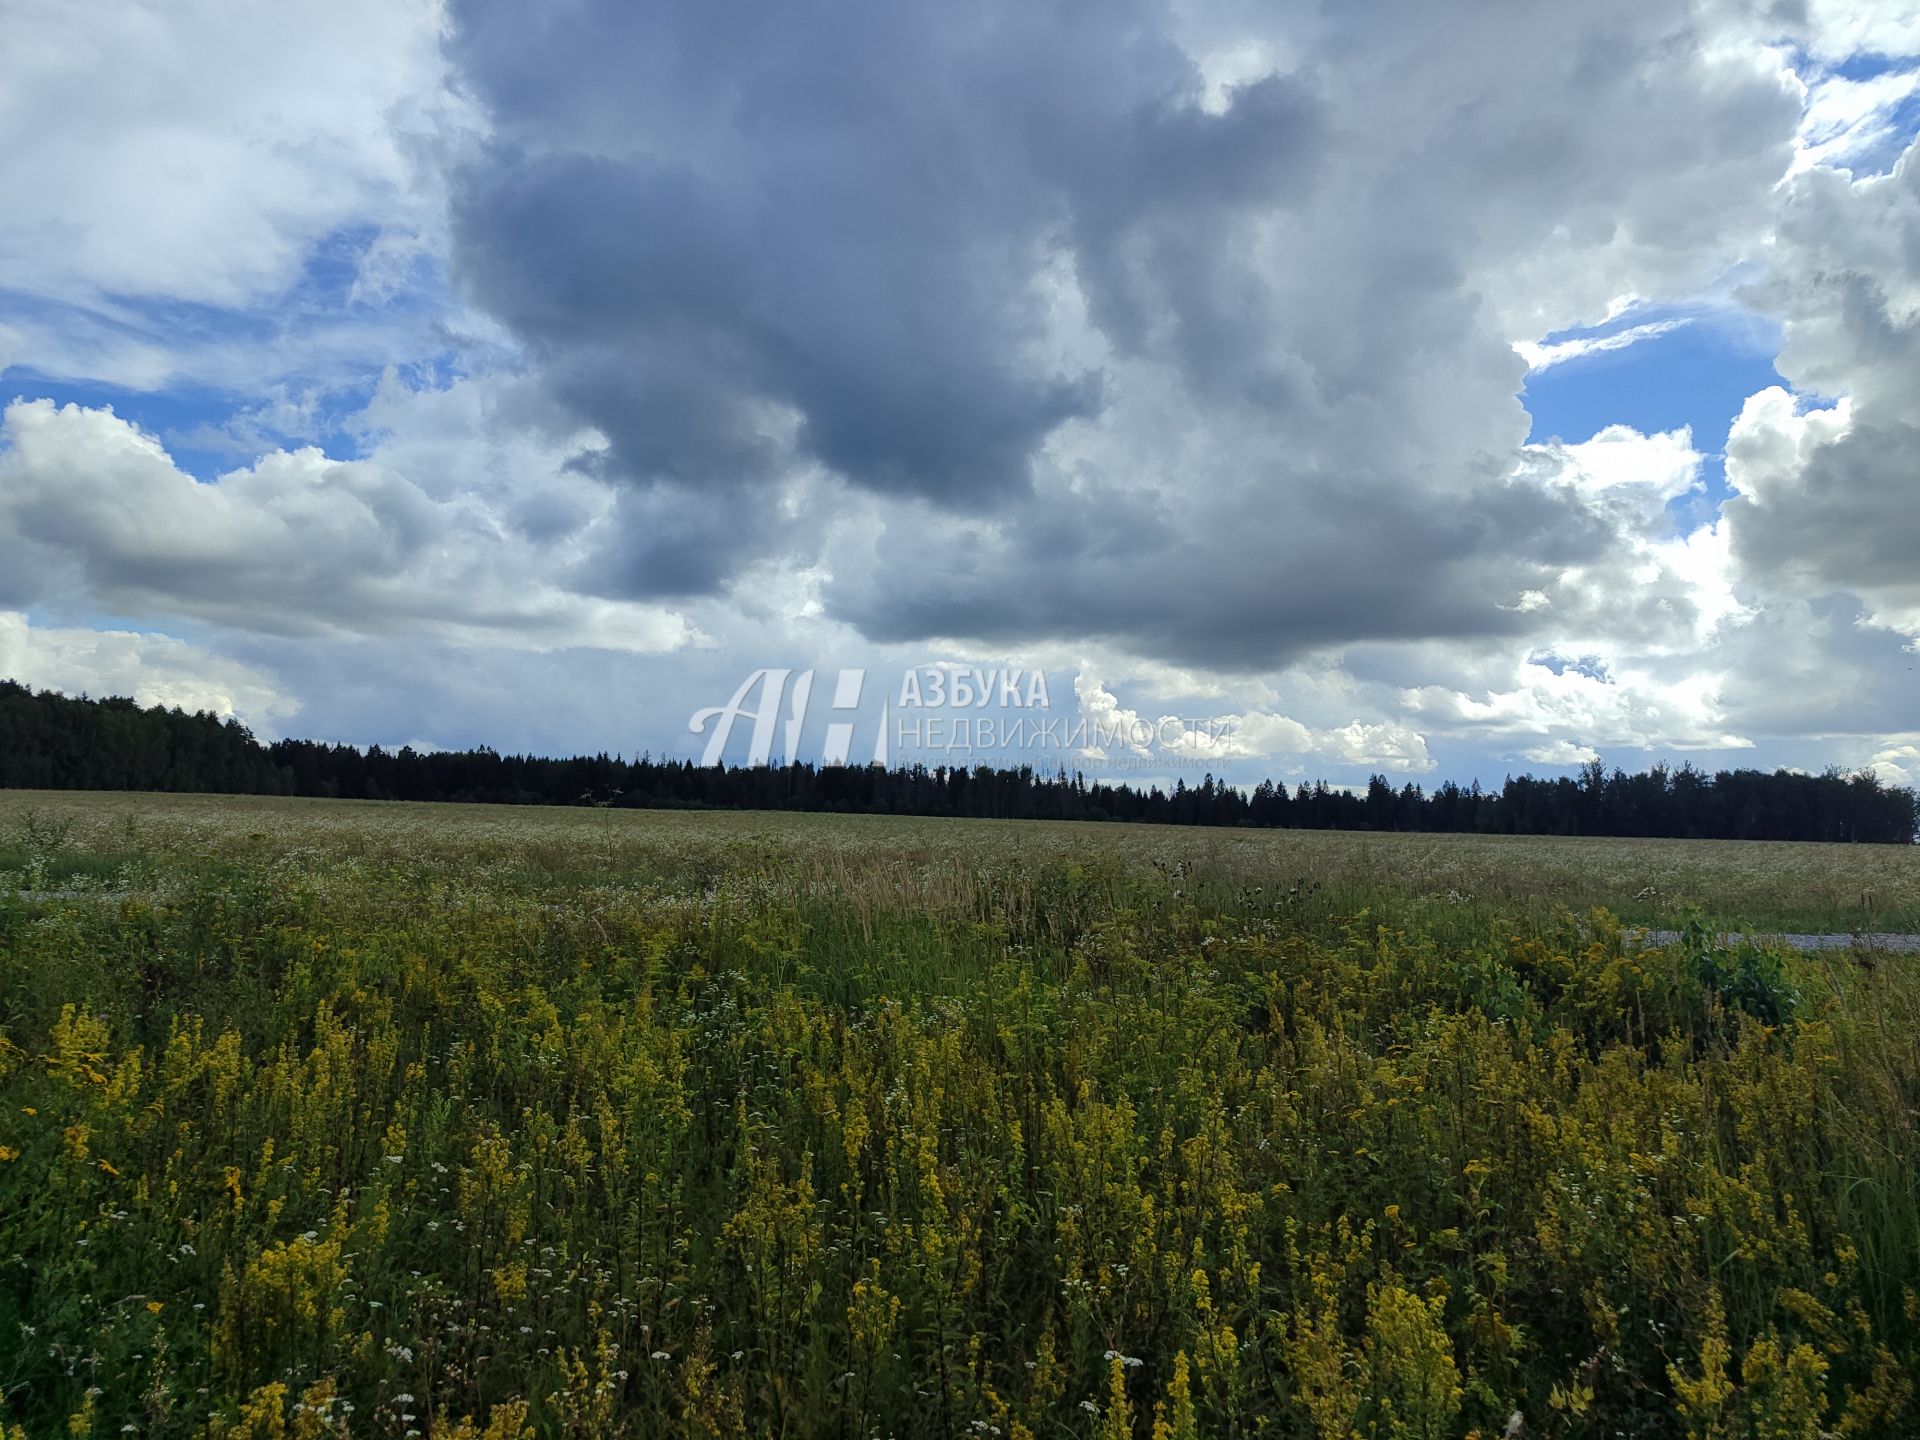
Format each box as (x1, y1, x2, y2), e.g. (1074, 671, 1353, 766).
(3, 0, 1918, 791)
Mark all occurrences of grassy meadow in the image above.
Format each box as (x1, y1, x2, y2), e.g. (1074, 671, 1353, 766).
(2, 792, 1918, 1438)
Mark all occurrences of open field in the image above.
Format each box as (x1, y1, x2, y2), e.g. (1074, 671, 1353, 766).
(3, 792, 1919, 1437)
(3, 790, 1919, 935)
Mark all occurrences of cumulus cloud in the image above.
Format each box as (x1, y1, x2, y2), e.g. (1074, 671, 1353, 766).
(0, 397, 697, 654)
(443, 0, 1799, 652)
(1871, 741, 1920, 787)
(1796, 1, 1920, 63)
(1722, 140, 1920, 643)
(0, 0, 479, 400)
(1400, 658, 1753, 755)
(0, 0, 459, 311)
(0, 612, 296, 730)
(1076, 669, 1434, 774)
(1523, 740, 1603, 766)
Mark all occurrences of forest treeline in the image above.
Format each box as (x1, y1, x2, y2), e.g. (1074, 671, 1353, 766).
(2, 679, 1915, 842)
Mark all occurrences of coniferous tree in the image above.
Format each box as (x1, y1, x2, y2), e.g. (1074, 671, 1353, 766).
(2, 681, 1914, 842)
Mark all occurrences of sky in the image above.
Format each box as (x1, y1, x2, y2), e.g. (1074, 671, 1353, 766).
(2, 0, 1919, 794)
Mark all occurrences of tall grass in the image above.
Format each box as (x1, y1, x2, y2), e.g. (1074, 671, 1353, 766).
(0, 795, 1916, 1437)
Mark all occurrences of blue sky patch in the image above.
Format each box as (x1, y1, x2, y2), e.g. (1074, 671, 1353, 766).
(1523, 305, 1786, 521)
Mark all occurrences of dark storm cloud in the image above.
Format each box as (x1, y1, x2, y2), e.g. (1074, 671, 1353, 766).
(443, 0, 1803, 658)
(1731, 418, 1920, 594)
(444, 0, 1323, 595)
(829, 468, 1615, 670)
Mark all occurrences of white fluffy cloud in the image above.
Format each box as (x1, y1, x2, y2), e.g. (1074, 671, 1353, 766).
(0, 397, 697, 655)
(0, 0, 460, 310)
(1523, 740, 1603, 767)
(1076, 669, 1435, 774)
(1400, 660, 1753, 755)
(1721, 140, 1920, 645)
(0, 611, 295, 729)
(0, 0, 479, 398)
(1871, 741, 1920, 787)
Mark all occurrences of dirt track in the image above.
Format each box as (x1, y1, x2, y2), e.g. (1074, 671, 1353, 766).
(1637, 929, 1920, 953)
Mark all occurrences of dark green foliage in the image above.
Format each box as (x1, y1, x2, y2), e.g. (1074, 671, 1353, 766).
(1680, 913, 1801, 1026)
(3, 679, 1916, 842)
(0, 681, 289, 796)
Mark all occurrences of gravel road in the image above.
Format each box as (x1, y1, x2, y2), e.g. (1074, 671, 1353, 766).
(1635, 929, 1920, 953)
